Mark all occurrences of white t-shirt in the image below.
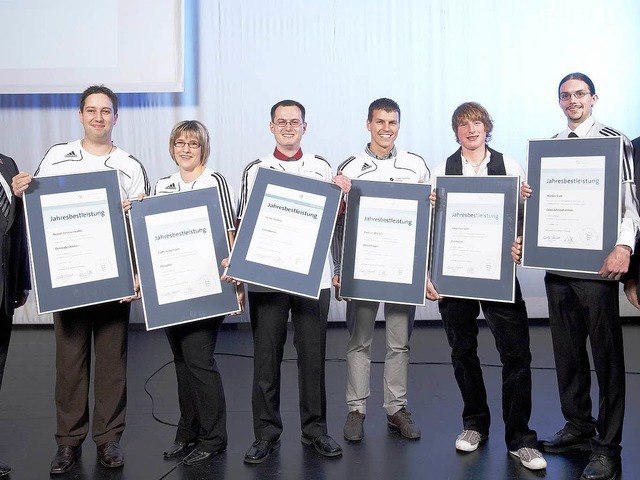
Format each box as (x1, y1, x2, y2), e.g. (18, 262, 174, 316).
(35, 139, 149, 198)
(154, 166, 236, 232)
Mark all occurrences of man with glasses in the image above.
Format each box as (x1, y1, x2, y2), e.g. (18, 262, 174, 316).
(517, 72, 638, 480)
(623, 136, 640, 309)
(0, 152, 30, 478)
(332, 98, 429, 442)
(236, 99, 346, 464)
(12, 85, 149, 475)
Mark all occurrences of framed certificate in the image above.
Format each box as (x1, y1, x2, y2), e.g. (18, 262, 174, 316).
(128, 187, 241, 330)
(522, 137, 622, 274)
(23, 170, 136, 314)
(431, 176, 519, 303)
(339, 180, 431, 305)
(226, 168, 342, 299)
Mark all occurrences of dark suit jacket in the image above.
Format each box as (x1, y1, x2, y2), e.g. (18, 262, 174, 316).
(0, 153, 31, 318)
(629, 137, 640, 299)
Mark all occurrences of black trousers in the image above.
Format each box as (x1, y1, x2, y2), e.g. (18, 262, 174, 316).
(438, 279, 538, 451)
(544, 273, 625, 456)
(165, 316, 227, 452)
(0, 308, 11, 389)
(248, 289, 330, 441)
(54, 302, 129, 446)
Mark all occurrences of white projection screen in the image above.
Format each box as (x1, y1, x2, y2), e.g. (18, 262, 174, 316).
(0, 0, 184, 93)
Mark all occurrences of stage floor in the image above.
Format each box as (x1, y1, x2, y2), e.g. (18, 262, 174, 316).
(1, 321, 639, 479)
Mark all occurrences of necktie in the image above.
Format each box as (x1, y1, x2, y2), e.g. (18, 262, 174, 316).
(568, 132, 579, 138)
(0, 186, 10, 218)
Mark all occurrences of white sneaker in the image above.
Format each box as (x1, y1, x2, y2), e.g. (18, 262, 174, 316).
(509, 447, 547, 470)
(455, 430, 486, 452)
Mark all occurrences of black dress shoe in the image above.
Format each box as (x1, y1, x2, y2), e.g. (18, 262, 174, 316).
(182, 446, 226, 466)
(163, 441, 193, 458)
(541, 426, 592, 453)
(97, 441, 124, 468)
(301, 434, 343, 457)
(581, 454, 621, 480)
(0, 459, 11, 477)
(243, 439, 280, 464)
(50, 445, 82, 475)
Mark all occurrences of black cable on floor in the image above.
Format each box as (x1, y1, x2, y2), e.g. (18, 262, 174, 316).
(145, 352, 640, 430)
(157, 462, 180, 480)
(145, 350, 639, 478)
(143, 359, 179, 427)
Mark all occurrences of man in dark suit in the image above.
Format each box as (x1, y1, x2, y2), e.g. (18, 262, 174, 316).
(623, 136, 640, 308)
(0, 152, 31, 477)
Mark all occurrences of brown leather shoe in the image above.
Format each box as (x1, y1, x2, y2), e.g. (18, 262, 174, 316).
(97, 441, 124, 468)
(50, 445, 81, 475)
(343, 410, 365, 441)
(387, 407, 421, 439)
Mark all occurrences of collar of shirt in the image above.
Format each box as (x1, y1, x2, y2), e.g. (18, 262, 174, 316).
(365, 143, 397, 160)
(273, 147, 303, 161)
(561, 115, 595, 138)
(179, 178, 197, 190)
(461, 148, 491, 169)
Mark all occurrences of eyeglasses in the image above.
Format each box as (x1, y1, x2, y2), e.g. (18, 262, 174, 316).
(273, 119, 303, 128)
(174, 141, 201, 149)
(559, 90, 591, 101)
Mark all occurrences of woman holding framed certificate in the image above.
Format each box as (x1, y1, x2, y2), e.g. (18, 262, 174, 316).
(153, 120, 238, 466)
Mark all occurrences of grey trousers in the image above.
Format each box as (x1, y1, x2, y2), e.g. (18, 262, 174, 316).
(345, 299, 415, 415)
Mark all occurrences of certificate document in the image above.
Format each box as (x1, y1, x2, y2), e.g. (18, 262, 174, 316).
(442, 192, 504, 280)
(431, 176, 517, 302)
(227, 168, 342, 299)
(339, 179, 431, 305)
(353, 196, 418, 284)
(245, 184, 325, 274)
(145, 205, 221, 305)
(128, 187, 240, 330)
(41, 188, 118, 288)
(537, 156, 605, 250)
